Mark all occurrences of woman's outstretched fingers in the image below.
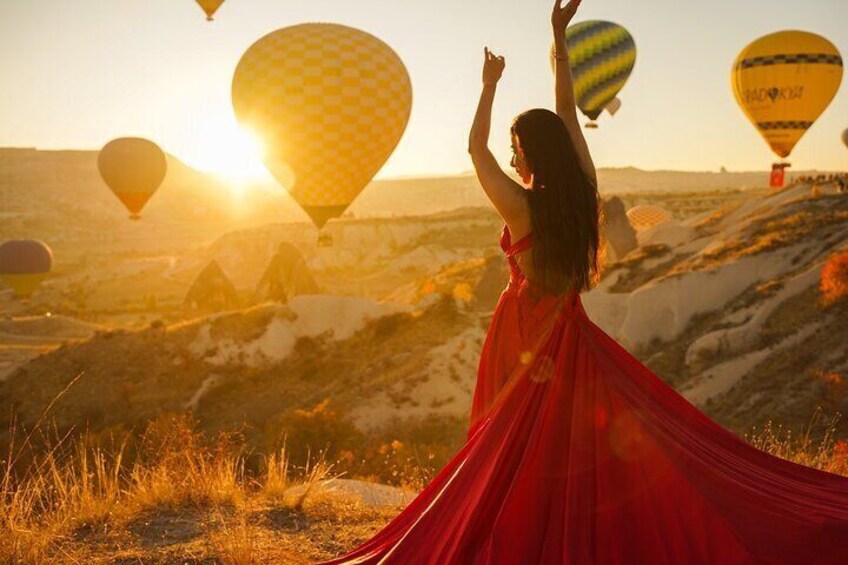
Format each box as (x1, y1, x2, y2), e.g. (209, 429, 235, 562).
(481, 48, 505, 85)
(553, 0, 582, 30)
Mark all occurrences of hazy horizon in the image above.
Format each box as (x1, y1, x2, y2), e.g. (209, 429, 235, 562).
(0, 145, 843, 182)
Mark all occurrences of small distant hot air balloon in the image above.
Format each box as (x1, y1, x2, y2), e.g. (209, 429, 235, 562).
(842, 128, 848, 149)
(604, 97, 622, 117)
(732, 30, 843, 185)
(551, 20, 637, 128)
(196, 0, 224, 21)
(0, 240, 53, 300)
(627, 205, 672, 231)
(232, 24, 413, 241)
(98, 138, 167, 220)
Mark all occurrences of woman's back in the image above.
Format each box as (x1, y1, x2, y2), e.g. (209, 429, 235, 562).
(501, 223, 534, 284)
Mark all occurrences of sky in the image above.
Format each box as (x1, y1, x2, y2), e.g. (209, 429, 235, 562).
(1, 0, 846, 181)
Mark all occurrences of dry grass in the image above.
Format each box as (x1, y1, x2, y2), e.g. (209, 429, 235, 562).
(206, 507, 262, 565)
(746, 407, 848, 476)
(261, 446, 291, 504)
(693, 202, 744, 234)
(696, 200, 848, 270)
(604, 243, 695, 293)
(0, 409, 352, 564)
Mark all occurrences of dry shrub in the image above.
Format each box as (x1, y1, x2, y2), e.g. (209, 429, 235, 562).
(820, 250, 848, 305)
(812, 370, 848, 414)
(290, 449, 336, 511)
(264, 398, 365, 474)
(746, 407, 848, 477)
(261, 405, 460, 491)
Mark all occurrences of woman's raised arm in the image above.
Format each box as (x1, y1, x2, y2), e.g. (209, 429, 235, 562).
(552, 0, 597, 185)
(468, 48, 526, 226)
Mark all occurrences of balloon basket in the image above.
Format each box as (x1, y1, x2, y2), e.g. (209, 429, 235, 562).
(585, 122, 599, 129)
(317, 232, 334, 248)
(129, 214, 142, 221)
(769, 162, 791, 189)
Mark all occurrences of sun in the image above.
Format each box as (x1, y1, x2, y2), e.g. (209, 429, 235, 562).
(178, 114, 273, 191)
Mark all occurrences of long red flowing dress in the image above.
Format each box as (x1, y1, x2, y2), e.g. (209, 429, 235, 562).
(317, 224, 848, 564)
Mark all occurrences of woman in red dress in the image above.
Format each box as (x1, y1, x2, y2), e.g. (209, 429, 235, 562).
(317, 2, 848, 563)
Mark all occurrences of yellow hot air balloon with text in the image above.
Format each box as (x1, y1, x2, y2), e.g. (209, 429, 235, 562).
(232, 24, 412, 237)
(196, 0, 224, 21)
(732, 31, 843, 163)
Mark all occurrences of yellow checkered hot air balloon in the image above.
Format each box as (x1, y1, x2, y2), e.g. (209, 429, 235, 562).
(732, 31, 843, 162)
(551, 20, 637, 128)
(232, 24, 413, 235)
(626, 205, 672, 231)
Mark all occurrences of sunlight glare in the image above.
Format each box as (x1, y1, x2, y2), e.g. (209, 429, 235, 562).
(179, 116, 273, 194)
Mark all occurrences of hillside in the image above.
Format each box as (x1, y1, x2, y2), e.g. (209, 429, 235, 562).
(3, 175, 848, 563)
(2, 179, 847, 451)
(586, 182, 848, 435)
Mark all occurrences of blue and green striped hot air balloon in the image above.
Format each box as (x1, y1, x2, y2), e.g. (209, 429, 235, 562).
(551, 20, 637, 128)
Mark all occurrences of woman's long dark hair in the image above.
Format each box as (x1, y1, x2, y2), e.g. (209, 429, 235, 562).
(511, 108, 603, 296)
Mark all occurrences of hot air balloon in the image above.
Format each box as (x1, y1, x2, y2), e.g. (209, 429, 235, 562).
(232, 24, 413, 238)
(732, 31, 843, 177)
(842, 128, 848, 149)
(0, 240, 53, 300)
(550, 20, 637, 128)
(604, 97, 622, 117)
(98, 138, 167, 220)
(626, 205, 672, 231)
(196, 0, 224, 21)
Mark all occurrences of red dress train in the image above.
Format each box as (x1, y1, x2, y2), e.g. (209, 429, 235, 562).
(316, 224, 848, 564)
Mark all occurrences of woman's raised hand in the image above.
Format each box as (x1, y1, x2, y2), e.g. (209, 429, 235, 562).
(552, 0, 582, 33)
(482, 47, 505, 86)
